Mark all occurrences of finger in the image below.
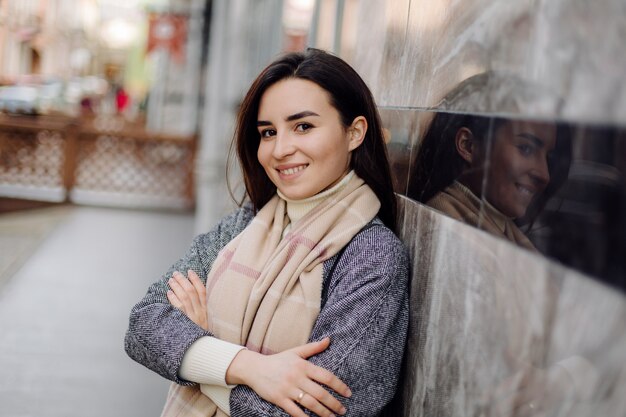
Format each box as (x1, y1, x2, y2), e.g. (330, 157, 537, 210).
(172, 272, 202, 312)
(187, 270, 206, 306)
(168, 274, 189, 301)
(300, 381, 346, 416)
(292, 337, 331, 359)
(279, 399, 308, 417)
(168, 276, 196, 315)
(307, 364, 351, 398)
(166, 290, 185, 313)
(296, 390, 338, 417)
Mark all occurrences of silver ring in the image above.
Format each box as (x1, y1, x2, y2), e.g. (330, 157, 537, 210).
(297, 391, 305, 403)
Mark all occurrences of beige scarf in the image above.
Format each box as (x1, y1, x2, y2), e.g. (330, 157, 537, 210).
(161, 174, 380, 416)
(427, 181, 537, 251)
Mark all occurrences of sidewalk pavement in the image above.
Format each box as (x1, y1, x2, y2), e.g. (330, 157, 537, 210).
(0, 205, 195, 416)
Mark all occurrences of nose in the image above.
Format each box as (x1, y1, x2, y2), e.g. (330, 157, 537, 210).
(271, 131, 296, 159)
(530, 155, 550, 187)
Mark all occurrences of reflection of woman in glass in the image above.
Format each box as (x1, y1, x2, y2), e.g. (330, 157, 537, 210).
(408, 86, 587, 416)
(409, 112, 571, 250)
(125, 49, 409, 417)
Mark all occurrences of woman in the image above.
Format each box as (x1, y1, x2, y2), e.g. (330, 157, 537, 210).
(125, 48, 409, 417)
(409, 110, 571, 250)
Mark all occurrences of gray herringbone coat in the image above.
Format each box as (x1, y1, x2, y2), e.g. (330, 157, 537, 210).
(125, 205, 409, 416)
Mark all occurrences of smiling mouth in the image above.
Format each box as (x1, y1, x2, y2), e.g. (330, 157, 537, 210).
(516, 184, 536, 196)
(277, 164, 308, 175)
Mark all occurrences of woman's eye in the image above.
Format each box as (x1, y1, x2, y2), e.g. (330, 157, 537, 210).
(260, 129, 276, 138)
(295, 123, 313, 132)
(517, 144, 533, 156)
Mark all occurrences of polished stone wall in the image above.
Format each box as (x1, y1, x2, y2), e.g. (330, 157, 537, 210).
(351, 0, 626, 124)
(330, 0, 626, 415)
(388, 196, 626, 416)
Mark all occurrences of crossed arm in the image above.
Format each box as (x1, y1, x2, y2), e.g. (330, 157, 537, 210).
(125, 212, 409, 417)
(167, 269, 350, 417)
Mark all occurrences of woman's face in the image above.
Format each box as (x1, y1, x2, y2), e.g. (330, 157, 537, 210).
(468, 120, 556, 218)
(256, 78, 359, 200)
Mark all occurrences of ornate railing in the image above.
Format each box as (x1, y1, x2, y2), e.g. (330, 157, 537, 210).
(0, 115, 196, 210)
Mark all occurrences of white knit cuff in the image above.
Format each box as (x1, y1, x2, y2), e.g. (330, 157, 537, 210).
(200, 385, 233, 415)
(179, 336, 246, 387)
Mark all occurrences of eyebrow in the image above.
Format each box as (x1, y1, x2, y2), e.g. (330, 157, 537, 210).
(257, 110, 320, 127)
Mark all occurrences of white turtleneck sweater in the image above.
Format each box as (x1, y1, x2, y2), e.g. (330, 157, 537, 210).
(178, 171, 355, 415)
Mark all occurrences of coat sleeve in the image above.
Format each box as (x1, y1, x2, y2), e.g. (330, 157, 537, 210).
(124, 206, 253, 385)
(229, 224, 410, 416)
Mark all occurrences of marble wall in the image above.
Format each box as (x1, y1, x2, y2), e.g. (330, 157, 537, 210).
(389, 196, 626, 416)
(350, 0, 626, 124)
(329, 0, 626, 415)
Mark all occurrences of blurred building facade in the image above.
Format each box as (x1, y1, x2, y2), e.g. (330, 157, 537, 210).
(0, 0, 205, 210)
(0, 0, 99, 79)
(144, 0, 206, 135)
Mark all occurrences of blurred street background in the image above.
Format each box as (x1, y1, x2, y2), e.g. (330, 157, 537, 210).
(0, 0, 315, 415)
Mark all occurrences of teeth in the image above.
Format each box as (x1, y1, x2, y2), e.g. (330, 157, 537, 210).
(280, 165, 306, 175)
(517, 185, 533, 195)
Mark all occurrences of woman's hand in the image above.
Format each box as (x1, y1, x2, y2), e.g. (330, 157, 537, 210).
(166, 270, 208, 331)
(227, 337, 351, 417)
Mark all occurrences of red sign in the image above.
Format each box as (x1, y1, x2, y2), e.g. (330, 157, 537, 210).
(147, 14, 188, 63)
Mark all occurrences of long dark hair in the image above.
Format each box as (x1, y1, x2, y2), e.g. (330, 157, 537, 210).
(408, 112, 493, 204)
(408, 111, 572, 226)
(231, 48, 397, 230)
